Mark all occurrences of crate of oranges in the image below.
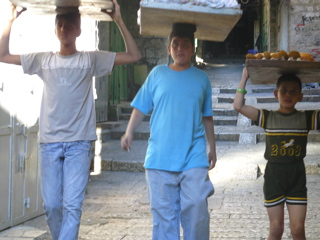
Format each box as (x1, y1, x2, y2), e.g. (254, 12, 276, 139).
(245, 50, 320, 84)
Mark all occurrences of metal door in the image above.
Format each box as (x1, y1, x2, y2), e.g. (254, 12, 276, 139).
(0, 64, 43, 231)
(0, 68, 13, 231)
(11, 73, 43, 226)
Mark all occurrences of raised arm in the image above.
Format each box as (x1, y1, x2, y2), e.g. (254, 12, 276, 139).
(120, 108, 145, 151)
(0, 2, 25, 65)
(104, 0, 141, 66)
(202, 116, 217, 170)
(233, 67, 259, 121)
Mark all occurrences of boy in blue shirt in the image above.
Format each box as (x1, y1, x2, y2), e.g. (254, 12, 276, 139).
(121, 23, 216, 240)
(234, 67, 320, 240)
(0, 1, 141, 239)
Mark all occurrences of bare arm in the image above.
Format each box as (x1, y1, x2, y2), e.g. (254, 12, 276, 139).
(104, 0, 141, 66)
(233, 67, 259, 121)
(202, 116, 217, 170)
(0, 3, 25, 65)
(120, 108, 145, 151)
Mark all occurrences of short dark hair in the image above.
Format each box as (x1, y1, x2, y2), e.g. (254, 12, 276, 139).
(276, 73, 302, 92)
(169, 23, 197, 45)
(55, 7, 81, 29)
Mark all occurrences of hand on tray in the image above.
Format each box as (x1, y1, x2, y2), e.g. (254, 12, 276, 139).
(101, 0, 120, 23)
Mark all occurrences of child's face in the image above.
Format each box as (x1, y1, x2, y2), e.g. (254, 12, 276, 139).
(168, 37, 195, 67)
(55, 18, 81, 45)
(274, 81, 303, 113)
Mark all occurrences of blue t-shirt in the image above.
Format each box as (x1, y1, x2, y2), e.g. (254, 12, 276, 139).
(131, 64, 213, 171)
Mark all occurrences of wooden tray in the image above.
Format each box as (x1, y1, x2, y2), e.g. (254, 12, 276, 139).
(11, 0, 114, 21)
(138, 1, 242, 42)
(246, 59, 320, 84)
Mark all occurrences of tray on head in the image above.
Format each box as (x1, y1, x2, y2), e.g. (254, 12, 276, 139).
(10, 0, 114, 21)
(138, 1, 242, 42)
(246, 59, 320, 85)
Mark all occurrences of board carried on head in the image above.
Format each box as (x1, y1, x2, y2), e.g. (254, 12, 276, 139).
(138, 0, 242, 42)
(246, 59, 320, 85)
(10, 0, 114, 21)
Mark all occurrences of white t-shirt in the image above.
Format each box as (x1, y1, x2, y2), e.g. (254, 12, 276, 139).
(21, 51, 116, 143)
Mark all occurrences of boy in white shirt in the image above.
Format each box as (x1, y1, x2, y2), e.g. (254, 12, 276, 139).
(0, 1, 141, 239)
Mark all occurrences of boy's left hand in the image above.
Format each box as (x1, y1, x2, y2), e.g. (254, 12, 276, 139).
(101, 0, 121, 23)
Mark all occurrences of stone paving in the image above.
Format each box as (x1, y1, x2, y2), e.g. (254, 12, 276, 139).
(2, 141, 320, 239)
(2, 61, 320, 239)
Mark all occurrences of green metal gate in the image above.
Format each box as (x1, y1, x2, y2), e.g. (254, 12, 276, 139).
(109, 0, 129, 105)
(95, 0, 130, 122)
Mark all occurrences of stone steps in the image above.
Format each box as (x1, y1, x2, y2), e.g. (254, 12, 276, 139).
(98, 139, 320, 175)
(213, 109, 238, 116)
(257, 95, 320, 103)
(96, 85, 320, 145)
(92, 65, 320, 175)
(119, 113, 151, 121)
(213, 116, 238, 126)
(215, 93, 320, 104)
(98, 122, 320, 143)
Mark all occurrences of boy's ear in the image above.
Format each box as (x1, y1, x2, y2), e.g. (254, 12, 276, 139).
(274, 90, 278, 99)
(167, 45, 171, 55)
(298, 93, 303, 102)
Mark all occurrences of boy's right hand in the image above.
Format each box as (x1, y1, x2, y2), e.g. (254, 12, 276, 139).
(241, 66, 249, 82)
(0, 1, 25, 65)
(120, 133, 133, 152)
(101, 0, 122, 24)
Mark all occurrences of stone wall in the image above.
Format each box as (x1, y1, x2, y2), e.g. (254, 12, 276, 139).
(260, 0, 270, 52)
(128, 0, 169, 72)
(269, 0, 278, 52)
(261, 0, 278, 52)
(289, 0, 320, 60)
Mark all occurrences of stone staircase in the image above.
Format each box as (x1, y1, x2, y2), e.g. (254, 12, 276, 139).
(97, 86, 320, 144)
(212, 86, 320, 144)
(94, 85, 320, 173)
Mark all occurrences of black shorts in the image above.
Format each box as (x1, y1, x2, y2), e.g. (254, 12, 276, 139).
(263, 160, 307, 208)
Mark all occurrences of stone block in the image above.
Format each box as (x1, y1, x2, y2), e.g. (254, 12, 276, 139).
(112, 161, 144, 172)
(134, 65, 148, 86)
(237, 114, 251, 127)
(212, 88, 220, 94)
(239, 133, 257, 144)
(257, 133, 266, 142)
(107, 105, 119, 122)
(218, 133, 239, 141)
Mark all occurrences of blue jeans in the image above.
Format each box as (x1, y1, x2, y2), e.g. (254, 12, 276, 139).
(146, 168, 215, 240)
(39, 141, 92, 240)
